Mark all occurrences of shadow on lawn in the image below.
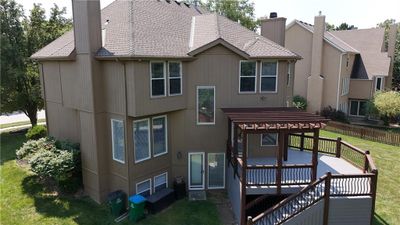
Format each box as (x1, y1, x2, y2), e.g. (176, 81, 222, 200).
(373, 213, 390, 225)
(21, 174, 116, 225)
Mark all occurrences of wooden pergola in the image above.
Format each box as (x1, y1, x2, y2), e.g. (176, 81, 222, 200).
(222, 107, 329, 225)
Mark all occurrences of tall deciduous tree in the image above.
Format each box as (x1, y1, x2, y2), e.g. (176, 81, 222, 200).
(377, 19, 400, 90)
(0, 1, 71, 126)
(203, 0, 259, 31)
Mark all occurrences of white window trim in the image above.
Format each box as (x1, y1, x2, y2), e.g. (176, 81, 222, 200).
(133, 118, 151, 163)
(150, 61, 167, 98)
(111, 119, 125, 164)
(152, 115, 168, 157)
(349, 100, 366, 117)
(153, 172, 168, 193)
(136, 178, 152, 196)
(287, 62, 292, 87)
(188, 152, 205, 190)
(207, 153, 225, 189)
(260, 133, 279, 146)
(260, 61, 279, 93)
(168, 61, 183, 96)
(239, 60, 257, 94)
(375, 76, 384, 92)
(196, 86, 216, 125)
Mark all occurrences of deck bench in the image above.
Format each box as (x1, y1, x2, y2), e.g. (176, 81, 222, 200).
(146, 188, 175, 214)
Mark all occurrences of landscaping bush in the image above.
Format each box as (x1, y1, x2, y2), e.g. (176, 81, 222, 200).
(16, 137, 55, 160)
(292, 95, 307, 110)
(321, 106, 349, 123)
(16, 137, 82, 193)
(26, 125, 47, 140)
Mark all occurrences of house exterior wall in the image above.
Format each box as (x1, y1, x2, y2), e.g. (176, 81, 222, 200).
(348, 79, 373, 100)
(320, 43, 341, 110)
(40, 44, 293, 202)
(247, 134, 278, 158)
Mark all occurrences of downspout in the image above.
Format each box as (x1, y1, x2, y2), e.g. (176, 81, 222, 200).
(336, 53, 346, 109)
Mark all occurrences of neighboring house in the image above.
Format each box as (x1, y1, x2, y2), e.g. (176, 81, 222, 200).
(285, 14, 397, 118)
(32, 1, 378, 225)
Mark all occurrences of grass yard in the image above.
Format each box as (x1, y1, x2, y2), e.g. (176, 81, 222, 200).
(321, 130, 400, 225)
(0, 132, 221, 225)
(0, 118, 46, 129)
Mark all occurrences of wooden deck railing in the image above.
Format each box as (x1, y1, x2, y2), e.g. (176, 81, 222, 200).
(248, 172, 377, 225)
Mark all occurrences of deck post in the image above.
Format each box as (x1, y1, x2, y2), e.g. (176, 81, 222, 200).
(364, 151, 370, 173)
(247, 216, 253, 225)
(277, 131, 284, 195)
(283, 132, 289, 161)
(335, 137, 342, 158)
(370, 170, 378, 225)
(312, 129, 319, 181)
(233, 123, 238, 178)
(323, 172, 331, 225)
(300, 132, 305, 151)
(241, 131, 248, 225)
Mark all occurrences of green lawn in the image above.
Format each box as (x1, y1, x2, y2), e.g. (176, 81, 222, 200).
(0, 118, 46, 129)
(0, 132, 221, 225)
(320, 130, 399, 225)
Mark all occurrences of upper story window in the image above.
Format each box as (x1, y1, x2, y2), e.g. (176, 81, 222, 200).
(150, 62, 166, 97)
(260, 61, 278, 93)
(152, 116, 168, 157)
(133, 119, 151, 163)
(197, 86, 215, 125)
(341, 77, 350, 96)
(111, 119, 125, 163)
(168, 62, 182, 96)
(375, 77, 384, 91)
(261, 133, 278, 146)
(239, 61, 257, 93)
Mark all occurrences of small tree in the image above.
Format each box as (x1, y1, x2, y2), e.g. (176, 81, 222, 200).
(292, 95, 307, 110)
(370, 91, 400, 124)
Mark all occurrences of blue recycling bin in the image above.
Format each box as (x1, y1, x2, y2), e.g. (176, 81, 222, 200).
(128, 195, 147, 222)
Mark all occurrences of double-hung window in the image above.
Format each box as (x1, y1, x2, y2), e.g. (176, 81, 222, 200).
(197, 86, 215, 125)
(152, 116, 167, 157)
(136, 179, 151, 197)
(375, 77, 384, 91)
(239, 61, 257, 93)
(349, 100, 367, 116)
(208, 153, 225, 189)
(133, 119, 151, 163)
(261, 133, 278, 146)
(150, 62, 166, 97)
(168, 62, 182, 95)
(260, 61, 278, 92)
(111, 119, 125, 163)
(154, 172, 168, 193)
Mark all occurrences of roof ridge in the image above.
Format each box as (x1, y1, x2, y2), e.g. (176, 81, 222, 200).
(215, 13, 221, 39)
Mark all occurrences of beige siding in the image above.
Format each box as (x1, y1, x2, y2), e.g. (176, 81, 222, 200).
(46, 102, 80, 142)
(42, 62, 62, 103)
(102, 61, 126, 115)
(248, 134, 278, 158)
(349, 79, 373, 99)
(321, 43, 341, 109)
(286, 24, 313, 98)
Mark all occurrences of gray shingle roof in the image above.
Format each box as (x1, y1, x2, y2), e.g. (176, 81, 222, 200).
(332, 28, 390, 78)
(32, 0, 299, 60)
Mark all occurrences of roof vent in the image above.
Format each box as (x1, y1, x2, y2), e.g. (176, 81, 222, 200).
(270, 12, 277, 18)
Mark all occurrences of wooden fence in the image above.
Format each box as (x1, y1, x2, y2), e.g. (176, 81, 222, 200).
(324, 121, 400, 146)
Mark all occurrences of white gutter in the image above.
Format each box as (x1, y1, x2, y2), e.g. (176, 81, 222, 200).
(336, 53, 346, 109)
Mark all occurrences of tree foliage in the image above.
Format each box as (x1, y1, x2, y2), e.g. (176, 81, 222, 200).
(0, 1, 71, 126)
(201, 0, 259, 31)
(370, 91, 400, 123)
(377, 19, 400, 90)
(326, 22, 357, 31)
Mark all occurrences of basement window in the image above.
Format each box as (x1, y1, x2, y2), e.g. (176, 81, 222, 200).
(260, 61, 278, 93)
(239, 61, 257, 93)
(154, 172, 168, 193)
(349, 100, 367, 117)
(150, 62, 166, 97)
(136, 179, 152, 197)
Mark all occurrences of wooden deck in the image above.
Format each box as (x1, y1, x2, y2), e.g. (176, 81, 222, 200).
(246, 149, 363, 195)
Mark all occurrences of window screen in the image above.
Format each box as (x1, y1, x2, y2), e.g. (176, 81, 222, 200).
(152, 116, 167, 156)
(208, 153, 225, 189)
(168, 62, 182, 95)
(197, 86, 215, 124)
(151, 62, 165, 97)
(111, 119, 125, 163)
(134, 119, 150, 162)
(261, 62, 277, 92)
(240, 61, 256, 92)
(137, 179, 151, 197)
(154, 173, 167, 193)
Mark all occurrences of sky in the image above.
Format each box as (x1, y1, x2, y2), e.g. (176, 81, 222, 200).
(16, 0, 400, 29)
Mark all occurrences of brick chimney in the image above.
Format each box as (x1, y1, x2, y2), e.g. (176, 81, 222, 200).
(260, 12, 287, 46)
(386, 24, 398, 88)
(307, 13, 326, 113)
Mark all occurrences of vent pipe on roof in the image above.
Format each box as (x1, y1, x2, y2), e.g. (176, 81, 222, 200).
(260, 12, 286, 47)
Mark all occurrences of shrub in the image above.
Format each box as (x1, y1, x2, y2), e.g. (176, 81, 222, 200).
(26, 125, 47, 140)
(321, 106, 349, 123)
(292, 95, 307, 110)
(370, 91, 400, 124)
(16, 137, 55, 160)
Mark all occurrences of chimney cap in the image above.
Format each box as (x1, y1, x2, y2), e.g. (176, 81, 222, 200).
(270, 12, 278, 18)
